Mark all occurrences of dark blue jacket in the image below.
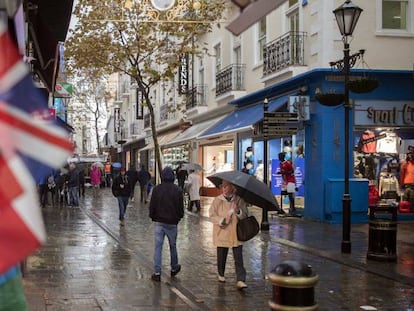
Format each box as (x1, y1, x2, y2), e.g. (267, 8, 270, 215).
(149, 167, 184, 225)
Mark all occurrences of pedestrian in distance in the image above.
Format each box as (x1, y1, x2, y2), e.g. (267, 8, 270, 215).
(78, 166, 85, 198)
(137, 164, 151, 203)
(149, 166, 184, 282)
(111, 167, 131, 226)
(105, 161, 112, 187)
(90, 163, 102, 197)
(175, 163, 188, 191)
(208, 180, 249, 290)
(187, 169, 201, 212)
(67, 163, 80, 207)
(126, 165, 139, 202)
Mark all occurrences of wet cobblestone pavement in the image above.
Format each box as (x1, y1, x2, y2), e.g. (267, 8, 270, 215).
(22, 187, 414, 310)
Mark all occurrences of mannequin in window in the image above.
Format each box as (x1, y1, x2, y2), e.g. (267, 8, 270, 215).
(400, 152, 414, 210)
(279, 152, 296, 215)
(241, 147, 254, 175)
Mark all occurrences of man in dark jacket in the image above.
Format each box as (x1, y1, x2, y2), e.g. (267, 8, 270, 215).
(126, 165, 139, 202)
(68, 163, 80, 207)
(149, 166, 184, 282)
(137, 165, 151, 203)
(112, 167, 132, 226)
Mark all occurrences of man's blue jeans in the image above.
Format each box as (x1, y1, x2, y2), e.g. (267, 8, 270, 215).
(69, 186, 79, 206)
(117, 196, 129, 220)
(153, 222, 179, 274)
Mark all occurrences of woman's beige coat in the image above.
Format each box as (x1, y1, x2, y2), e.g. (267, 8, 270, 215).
(209, 194, 248, 248)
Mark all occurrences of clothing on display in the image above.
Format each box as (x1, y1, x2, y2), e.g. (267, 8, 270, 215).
(376, 131, 401, 154)
(378, 173, 399, 199)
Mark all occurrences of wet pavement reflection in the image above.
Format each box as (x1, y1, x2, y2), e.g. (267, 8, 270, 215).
(23, 187, 414, 310)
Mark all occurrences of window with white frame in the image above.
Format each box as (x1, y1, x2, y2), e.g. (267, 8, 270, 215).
(214, 43, 221, 73)
(257, 18, 266, 62)
(198, 57, 205, 86)
(378, 0, 413, 34)
(233, 44, 242, 64)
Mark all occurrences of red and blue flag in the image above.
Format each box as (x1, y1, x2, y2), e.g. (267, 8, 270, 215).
(0, 21, 73, 274)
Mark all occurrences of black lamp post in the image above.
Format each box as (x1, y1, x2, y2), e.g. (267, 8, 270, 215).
(330, 0, 363, 254)
(261, 98, 270, 231)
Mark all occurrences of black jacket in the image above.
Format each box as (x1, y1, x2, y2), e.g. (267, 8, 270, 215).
(112, 174, 132, 197)
(149, 167, 184, 225)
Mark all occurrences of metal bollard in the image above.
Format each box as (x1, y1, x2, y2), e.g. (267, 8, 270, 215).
(268, 260, 319, 311)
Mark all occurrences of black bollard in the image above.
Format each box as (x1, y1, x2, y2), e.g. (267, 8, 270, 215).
(268, 260, 319, 311)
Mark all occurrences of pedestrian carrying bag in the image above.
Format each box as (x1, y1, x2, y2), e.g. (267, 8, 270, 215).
(237, 213, 259, 242)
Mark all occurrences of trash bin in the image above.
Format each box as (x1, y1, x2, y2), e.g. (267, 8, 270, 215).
(267, 260, 319, 311)
(367, 203, 397, 262)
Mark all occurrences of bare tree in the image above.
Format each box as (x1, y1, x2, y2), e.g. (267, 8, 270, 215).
(64, 0, 227, 178)
(69, 68, 109, 154)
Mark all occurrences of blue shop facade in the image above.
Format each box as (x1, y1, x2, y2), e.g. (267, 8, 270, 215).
(198, 69, 414, 224)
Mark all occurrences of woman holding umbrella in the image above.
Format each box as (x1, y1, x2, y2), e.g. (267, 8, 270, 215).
(208, 180, 248, 290)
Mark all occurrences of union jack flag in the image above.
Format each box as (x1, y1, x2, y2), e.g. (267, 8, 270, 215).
(0, 22, 73, 274)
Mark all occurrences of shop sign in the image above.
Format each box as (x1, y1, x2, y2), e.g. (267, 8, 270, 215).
(114, 107, 120, 133)
(289, 96, 310, 121)
(354, 100, 414, 127)
(54, 82, 73, 98)
(178, 53, 189, 95)
(136, 88, 143, 120)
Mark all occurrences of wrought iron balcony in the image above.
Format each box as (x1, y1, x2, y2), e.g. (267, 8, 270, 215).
(263, 31, 307, 76)
(215, 64, 246, 97)
(186, 84, 207, 110)
(160, 104, 177, 123)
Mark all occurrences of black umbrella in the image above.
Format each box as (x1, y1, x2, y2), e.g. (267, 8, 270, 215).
(207, 171, 280, 211)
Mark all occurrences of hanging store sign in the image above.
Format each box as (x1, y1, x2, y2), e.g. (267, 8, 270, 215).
(178, 53, 189, 95)
(136, 88, 143, 120)
(354, 100, 414, 127)
(54, 82, 73, 98)
(114, 107, 120, 133)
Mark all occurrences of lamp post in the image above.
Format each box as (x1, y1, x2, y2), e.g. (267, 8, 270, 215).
(330, 0, 363, 254)
(261, 98, 270, 231)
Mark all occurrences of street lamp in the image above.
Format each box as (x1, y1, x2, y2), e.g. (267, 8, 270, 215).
(261, 98, 269, 231)
(331, 0, 363, 254)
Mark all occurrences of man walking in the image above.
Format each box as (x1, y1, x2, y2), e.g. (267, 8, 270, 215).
(149, 167, 184, 282)
(68, 163, 80, 207)
(126, 165, 139, 202)
(112, 167, 131, 226)
(137, 165, 151, 203)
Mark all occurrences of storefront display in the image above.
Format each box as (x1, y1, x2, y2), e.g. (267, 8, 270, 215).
(162, 144, 189, 168)
(354, 128, 414, 213)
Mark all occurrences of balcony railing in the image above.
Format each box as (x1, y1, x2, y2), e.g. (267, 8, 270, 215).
(186, 84, 207, 110)
(215, 64, 245, 97)
(159, 104, 177, 123)
(263, 31, 306, 76)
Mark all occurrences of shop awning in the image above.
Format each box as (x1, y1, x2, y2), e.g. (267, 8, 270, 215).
(140, 129, 182, 152)
(26, 0, 75, 92)
(198, 95, 290, 139)
(164, 115, 227, 148)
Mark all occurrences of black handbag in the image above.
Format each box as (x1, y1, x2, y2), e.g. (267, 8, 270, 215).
(237, 213, 259, 242)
